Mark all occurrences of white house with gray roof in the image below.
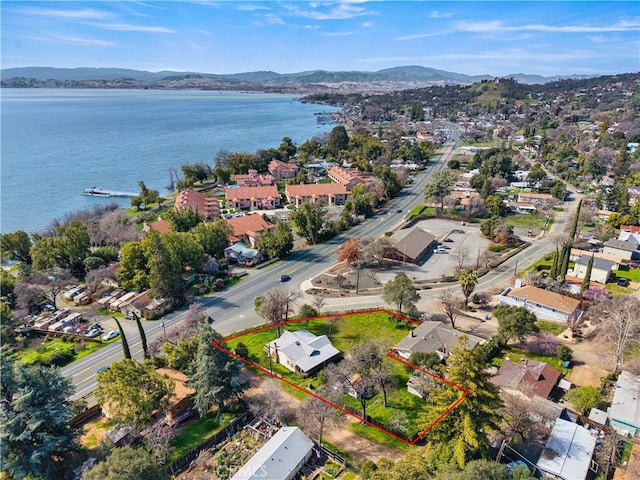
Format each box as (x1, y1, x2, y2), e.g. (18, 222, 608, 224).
(604, 238, 639, 261)
(266, 330, 341, 377)
(231, 426, 313, 480)
(573, 255, 615, 284)
(609, 370, 640, 437)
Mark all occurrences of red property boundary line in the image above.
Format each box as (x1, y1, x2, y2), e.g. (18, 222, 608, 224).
(211, 309, 470, 446)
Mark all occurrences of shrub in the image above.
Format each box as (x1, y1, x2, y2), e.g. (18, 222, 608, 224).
(557, 344, 573, 362)
(489, 244, 505, 252)
(235, 342, 249, 359)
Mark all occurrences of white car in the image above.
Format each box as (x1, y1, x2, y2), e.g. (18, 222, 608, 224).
(102, 330, 120, 341)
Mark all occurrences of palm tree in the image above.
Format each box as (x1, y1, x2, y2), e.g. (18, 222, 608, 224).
(458, 267, 478, 307)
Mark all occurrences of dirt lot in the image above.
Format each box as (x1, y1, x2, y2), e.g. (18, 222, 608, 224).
(242, 371, 404, 465)
(566, 364, 609, 388)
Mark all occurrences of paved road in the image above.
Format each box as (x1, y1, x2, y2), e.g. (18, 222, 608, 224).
(63, 128, 461, 400)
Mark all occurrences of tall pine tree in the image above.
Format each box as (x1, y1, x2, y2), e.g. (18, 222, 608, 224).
(192, 324, 247, 418)
(581, 254, 594, 293)
(418, 338, 502, 469)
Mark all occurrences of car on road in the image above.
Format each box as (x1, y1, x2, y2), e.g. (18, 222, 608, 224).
(97, 366, 110, 373)
(396, 209, 402, 213)
(279, 274, 291, 282)
(102, 330, 120, 341)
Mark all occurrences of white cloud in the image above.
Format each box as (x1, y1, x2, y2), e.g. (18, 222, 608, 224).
(321, 31, 356, 37)
(283, 2, 374, 21)
(12, 6, 115, 20)
(193, 29, 212, 36)
(236, 4, 270, 11)
(394, 31, 444, 41)
(264, 14, 285, 25)
(90, 22, 176, 33)
(453, 19, 640, 34)
(25, 34, 118, 47)
(429, 10, 452, 19)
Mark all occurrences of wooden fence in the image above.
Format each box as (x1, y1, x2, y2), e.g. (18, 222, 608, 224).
(161, 411, 254, 477)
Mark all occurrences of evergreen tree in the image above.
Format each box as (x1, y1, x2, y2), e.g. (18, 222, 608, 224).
(1, 354, 80, 480)
(143, 230, 184, 302)
(192, 324, 247, 418)
(418, 339, 502, 469)
(581, 254, 594, 293)
(569, 198, 583, 240)
(133, 312, 150, 359)
(113, 317, 131, 360)
(382, 273, 419, 313)
(549, 246, 559, 279)
(559, 242, 571, 279)
(327, 125, 349, 157)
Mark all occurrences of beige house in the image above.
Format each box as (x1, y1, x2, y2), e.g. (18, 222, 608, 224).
(174, 189, 220, 220)
(268, 160, 298, 181)
(285, 183, 349, 206)
(517, 192, 555, 206)
(499, 285, 582, 323)
(327, 165, 376, 191)
(226, 214, 275, 248)
(572, 255, 615, 284)
(225, 185, 281, 210)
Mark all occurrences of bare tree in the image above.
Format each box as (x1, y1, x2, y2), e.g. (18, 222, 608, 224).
(260, 288, 298, 336)
(312, 295, 326, 314)
(184, 301, 208, 338)
(296, 388, 341, 445)
(325, 315, 341, 336)
(587, 296, 640, 373)
(500, 393, 535, 445)
(452, 247, 470, 275)
(440, 289, 461, 330)
(363, 237, 392, 268)
(249, 379, 286, 425)
(142, 422, 173, 464)
(30, 268, 76, 309)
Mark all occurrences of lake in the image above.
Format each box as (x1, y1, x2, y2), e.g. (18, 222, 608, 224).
(1, 89, 338, 233)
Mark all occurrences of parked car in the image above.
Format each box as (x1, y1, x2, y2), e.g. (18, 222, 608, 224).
(617, 278, 630, 287)
(102, 330, 120, 341)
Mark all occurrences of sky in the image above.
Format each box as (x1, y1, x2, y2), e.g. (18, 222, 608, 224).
(2, 1, 639, 77)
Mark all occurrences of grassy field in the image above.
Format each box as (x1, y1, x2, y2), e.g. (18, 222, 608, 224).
(17, 336, 105, 367)
(503, 213, 551, 229)
(224, 312, 437, 443)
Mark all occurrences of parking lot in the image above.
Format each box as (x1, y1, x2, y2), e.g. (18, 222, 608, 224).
(377, 218, 492, 284)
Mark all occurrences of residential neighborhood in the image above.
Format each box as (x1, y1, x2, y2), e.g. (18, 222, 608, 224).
(2, 69, 640, 480)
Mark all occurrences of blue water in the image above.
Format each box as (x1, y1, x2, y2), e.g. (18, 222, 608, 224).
(1, 89, 338, 233)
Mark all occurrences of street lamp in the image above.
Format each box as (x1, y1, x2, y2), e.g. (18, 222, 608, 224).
(161, 321, 166, 339)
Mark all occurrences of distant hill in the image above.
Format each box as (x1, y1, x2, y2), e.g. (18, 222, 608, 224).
(0, 65, 596, 90)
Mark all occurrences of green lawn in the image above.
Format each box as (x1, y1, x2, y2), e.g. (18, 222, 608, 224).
(224, 312, 434, 441)
(168, 411, 240, 462)
(17, 336, 105, 367)
(492, 346, 572, 376)
(536, 321, 567, 336)
(503, 213, 550, 229)
(612, 265, 640, 282)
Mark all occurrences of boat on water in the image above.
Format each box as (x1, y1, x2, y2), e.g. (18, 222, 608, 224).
(82, 187, 136, 198)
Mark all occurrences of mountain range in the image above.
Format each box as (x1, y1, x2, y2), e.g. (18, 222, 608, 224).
(1, 65, 592, 88)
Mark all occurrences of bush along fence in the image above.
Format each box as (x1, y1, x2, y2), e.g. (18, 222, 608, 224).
(161, 411, 254, 477)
